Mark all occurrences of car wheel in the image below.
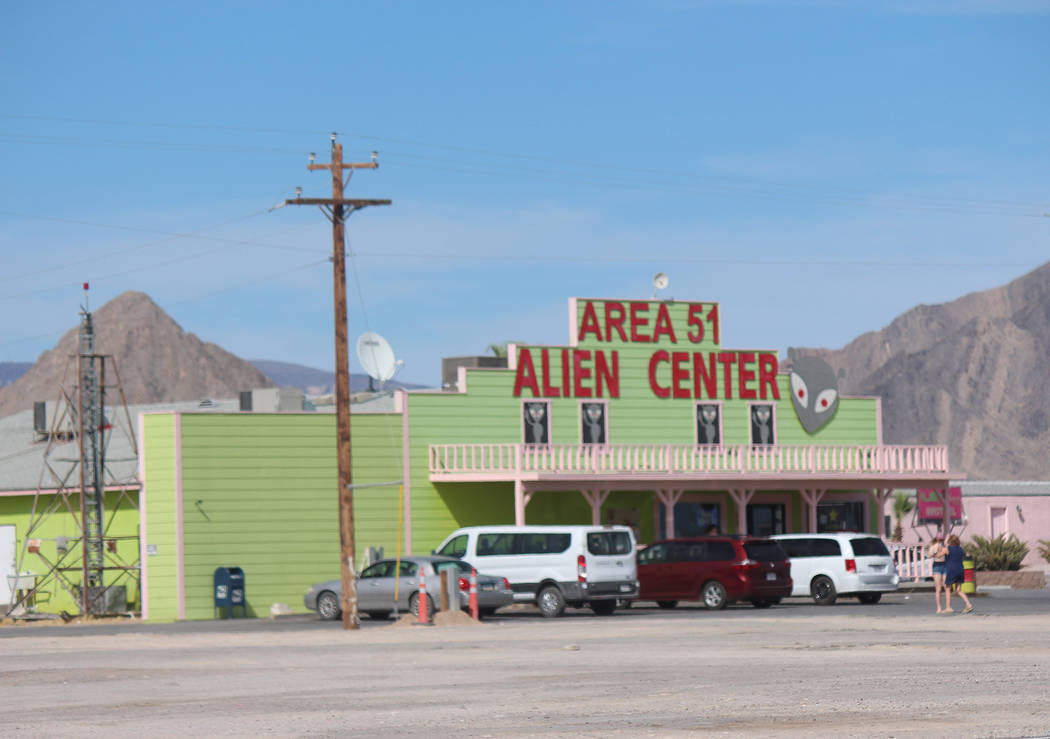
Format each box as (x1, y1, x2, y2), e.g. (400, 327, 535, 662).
(589, 600, 616, 616)
(811, 575, 837, 605)
(751, 599, 773, 609)
(408, 591, 435, 620)
(316, 590, 341, 621)
(858, 593, 882, 605)
(365, 611, 390, 620)
(537, 585, 566, 618)
(701, 581, 728, 610)
(656, 600, 679, 609)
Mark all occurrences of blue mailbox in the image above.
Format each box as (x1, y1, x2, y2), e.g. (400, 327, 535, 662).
(214, 566, 245, 619)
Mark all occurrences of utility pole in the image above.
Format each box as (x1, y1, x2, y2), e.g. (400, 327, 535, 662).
(286, 133, 390, 630)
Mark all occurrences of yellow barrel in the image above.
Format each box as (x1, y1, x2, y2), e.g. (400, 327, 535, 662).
(962, 558, 976, 594)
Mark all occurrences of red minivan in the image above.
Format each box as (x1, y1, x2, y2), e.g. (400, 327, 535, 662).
(637, 536, 792, 609)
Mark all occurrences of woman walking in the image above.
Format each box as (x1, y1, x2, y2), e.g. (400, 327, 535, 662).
(943, 534, 974, 614)
(927, 536, 948, 613)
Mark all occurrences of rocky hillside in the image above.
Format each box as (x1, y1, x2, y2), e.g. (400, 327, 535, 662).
(792, 261, 1050, 480)
(0, 291, 274, 417)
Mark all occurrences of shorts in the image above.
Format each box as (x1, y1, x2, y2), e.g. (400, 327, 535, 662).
(932, 562, 946, 575)
(945, 571, 964, 586)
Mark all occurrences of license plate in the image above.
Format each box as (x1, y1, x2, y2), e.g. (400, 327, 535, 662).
(481, 583, 495, 591)
(766, 572, 776, 581)
(619, 583, 632, 592)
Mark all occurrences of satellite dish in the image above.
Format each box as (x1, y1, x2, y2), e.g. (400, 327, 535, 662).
(357, 332, 398, 384)
(651, 272, 669, 299)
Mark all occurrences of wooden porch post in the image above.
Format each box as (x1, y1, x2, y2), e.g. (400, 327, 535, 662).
(800, 488, 826, 533)
(728, 488, 755, 535)
(655, 489, 683, 539)
(514, 478, 525, 526)
(869, 488, 892, 536)
(580, 488, 611, 525)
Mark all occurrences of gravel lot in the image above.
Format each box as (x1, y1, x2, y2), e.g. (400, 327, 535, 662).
(2, 598, 1049, 738)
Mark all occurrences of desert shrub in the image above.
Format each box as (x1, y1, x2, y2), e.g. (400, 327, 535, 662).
(1037, 540, 1050, 564)
(964, 534, 1029, 571)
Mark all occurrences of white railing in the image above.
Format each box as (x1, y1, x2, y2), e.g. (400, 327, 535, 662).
(887, 542, 933, 581)
(429, 443, 949, 477)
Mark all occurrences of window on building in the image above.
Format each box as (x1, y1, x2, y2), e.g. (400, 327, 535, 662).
(696, 403, 722, 445)
(522, 401, 550, 445)
(817, 501, 864, 532)
(747, 503, 785, 536)
(749, 403, 775, 445)
(581, 402, 607, 444)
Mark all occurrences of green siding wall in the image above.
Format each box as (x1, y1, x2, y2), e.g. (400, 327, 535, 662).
(142, 413, 179, 621)
(148, 412, 403, 621)
(0, 490, 140, 614)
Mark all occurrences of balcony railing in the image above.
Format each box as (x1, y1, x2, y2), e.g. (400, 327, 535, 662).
(429, 443, 949, 477)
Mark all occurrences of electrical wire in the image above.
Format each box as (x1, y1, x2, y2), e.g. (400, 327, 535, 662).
(1, 114, 1046, 216)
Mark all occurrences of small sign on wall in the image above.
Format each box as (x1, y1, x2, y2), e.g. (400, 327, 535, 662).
(146, 544, 158, 556)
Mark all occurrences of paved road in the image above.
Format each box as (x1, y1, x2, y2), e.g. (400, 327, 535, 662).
(2, 589, 1048, 737)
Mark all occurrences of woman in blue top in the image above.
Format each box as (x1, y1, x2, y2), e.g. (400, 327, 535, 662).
(943, 534, 974, 614)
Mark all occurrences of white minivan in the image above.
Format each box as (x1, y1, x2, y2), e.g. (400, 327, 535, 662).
(433, 525, 639, 617)
(771, 533, 899, 605)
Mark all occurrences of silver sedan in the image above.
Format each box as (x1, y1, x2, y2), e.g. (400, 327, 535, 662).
(304, 555, 515, 621)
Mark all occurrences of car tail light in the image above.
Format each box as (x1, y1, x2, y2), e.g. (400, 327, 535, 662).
(502, 577, 511, 590)
(732, 558, 759, 580)
(577, 554, 587, 582)
(845, 558, 857, 573)
(458, 577, 470, 592)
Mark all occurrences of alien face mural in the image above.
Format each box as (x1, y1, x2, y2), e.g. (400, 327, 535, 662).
(787, 350, 845, 433)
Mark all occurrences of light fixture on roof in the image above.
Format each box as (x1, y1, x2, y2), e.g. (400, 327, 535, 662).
(371, 151, 378, 163)
(309, 152, 316, 164)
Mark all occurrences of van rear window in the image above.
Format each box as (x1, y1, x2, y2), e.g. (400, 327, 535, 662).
(744, 541, 787, 562)
(587, 531, 632, 555)
(850, 537, 890, 557)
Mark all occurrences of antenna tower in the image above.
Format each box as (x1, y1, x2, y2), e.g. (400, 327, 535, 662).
(5, 287, 141, 618)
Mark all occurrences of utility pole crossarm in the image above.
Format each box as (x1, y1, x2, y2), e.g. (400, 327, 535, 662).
(285, 198, 392, 207)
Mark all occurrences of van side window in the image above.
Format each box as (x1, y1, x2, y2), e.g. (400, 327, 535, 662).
(478, 533, 516, 556)
(640, 543, 667, 564)
(704, 541, 736, 561)
(812, 538, 842, 556)
(780, 539, 813, 558)
(437, 535, 468, 558)
(521, 533, 571, 554)
(587, 531, 632, 555)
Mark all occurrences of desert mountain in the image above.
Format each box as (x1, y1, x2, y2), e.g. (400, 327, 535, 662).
(0, 291, 274, 418)
(792, 261, 1050, 480)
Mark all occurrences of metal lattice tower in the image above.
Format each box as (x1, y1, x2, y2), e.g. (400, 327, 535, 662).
(4, 290, 141, 619)
(76, 306, 107, 608)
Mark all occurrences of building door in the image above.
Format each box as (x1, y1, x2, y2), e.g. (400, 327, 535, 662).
(0, 525, 15, 606)
(747, 504, 785, 537)
(990, 507, 1007, 538)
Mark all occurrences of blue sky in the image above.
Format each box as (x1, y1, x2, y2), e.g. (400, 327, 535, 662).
(1, 1, 1047, 387)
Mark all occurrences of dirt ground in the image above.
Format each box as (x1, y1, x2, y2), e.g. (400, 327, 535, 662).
(1, 609, 1049, 738)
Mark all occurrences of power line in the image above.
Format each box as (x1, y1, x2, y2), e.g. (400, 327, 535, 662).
(2, 115, 1046, 216)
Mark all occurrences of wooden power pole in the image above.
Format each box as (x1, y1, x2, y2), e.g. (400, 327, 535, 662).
(286, 133, 390, 630)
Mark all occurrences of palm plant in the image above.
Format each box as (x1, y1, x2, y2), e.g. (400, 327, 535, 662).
(965, 534, 1029, 571)
(891, 492, 914, 542)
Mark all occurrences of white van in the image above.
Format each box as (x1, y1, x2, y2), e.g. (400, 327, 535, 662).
(771, 533, 899, 605)
(433, 525, 639, 617)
